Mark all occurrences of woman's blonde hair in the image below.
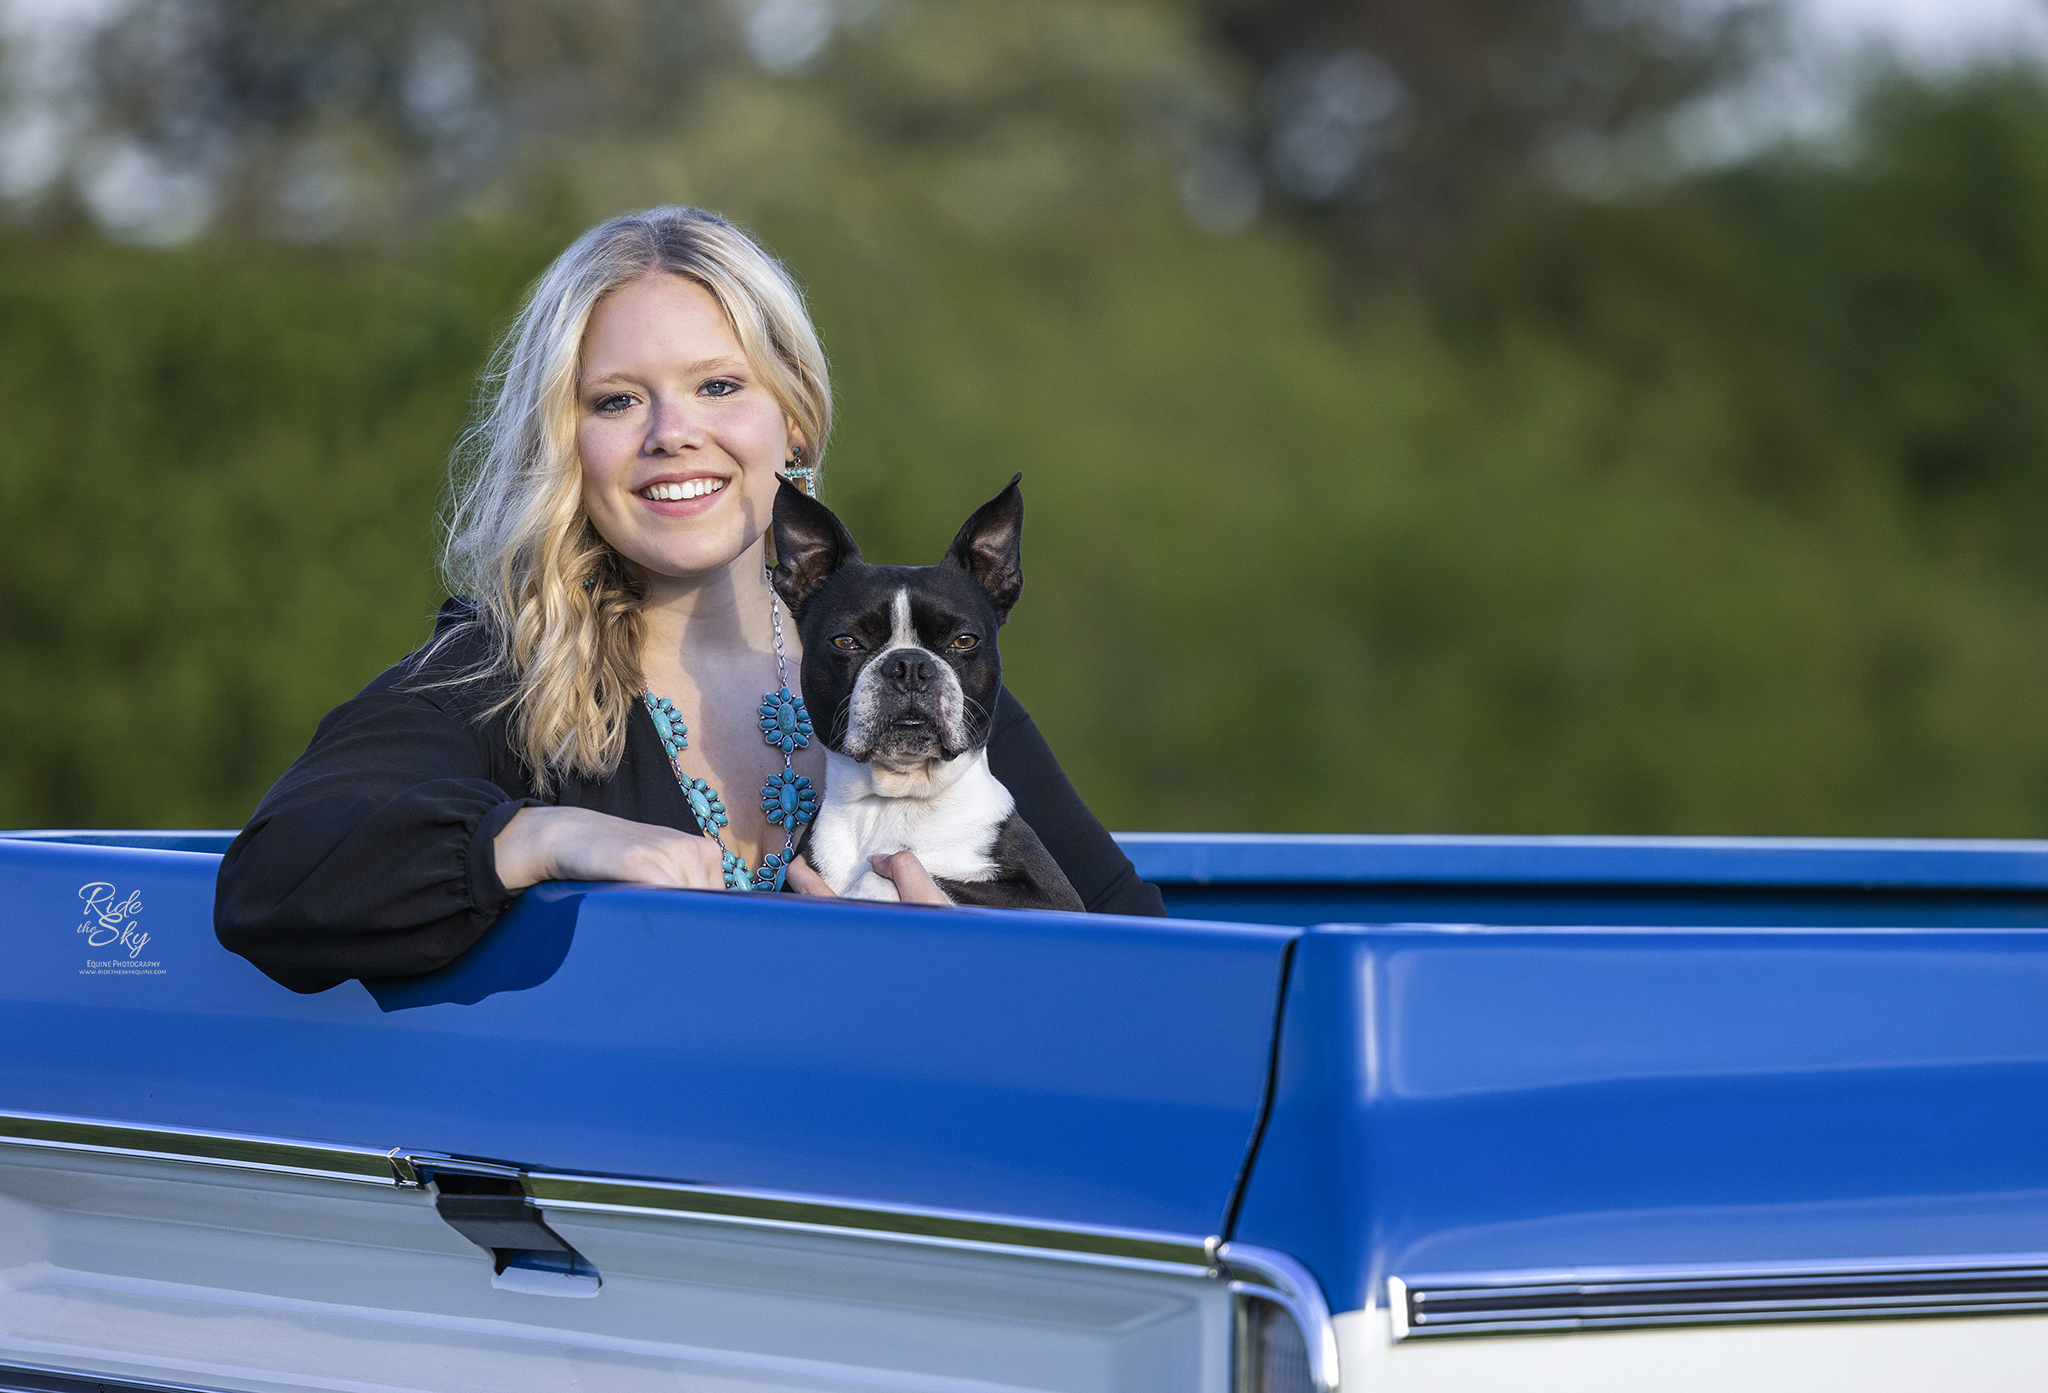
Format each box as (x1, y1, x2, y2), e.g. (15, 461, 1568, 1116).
(440, 206, 832, 791)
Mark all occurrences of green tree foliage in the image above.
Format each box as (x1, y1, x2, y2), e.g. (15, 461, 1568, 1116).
(2, 10, 2046, 837)
(1204, 0, 1766, 248)
(1715, 72, 2048, 577)
(0, 228, 557, 824)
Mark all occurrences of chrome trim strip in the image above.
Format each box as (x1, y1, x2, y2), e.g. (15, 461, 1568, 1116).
(0, 1358, 233, 1393)
(1390, 1255, 2048, 1339)
(0, 1112, 1222, 1273)
(1219, 1242, 1341, 1393)
(1387, 1274, 1412, 1340)
(386, 1147, 424, 1188)
(519, 1170, 1215, 1272)
(0, 1109, 402, 1186)
(401, 1151, 525, 1184)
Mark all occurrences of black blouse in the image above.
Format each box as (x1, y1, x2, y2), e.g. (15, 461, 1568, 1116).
(215, 601, 1165, 993)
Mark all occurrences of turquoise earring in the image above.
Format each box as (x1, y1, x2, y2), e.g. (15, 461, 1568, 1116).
(784, 444, 816, 496)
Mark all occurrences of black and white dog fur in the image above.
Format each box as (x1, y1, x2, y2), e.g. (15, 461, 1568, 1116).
(771, 474, 1084, 911)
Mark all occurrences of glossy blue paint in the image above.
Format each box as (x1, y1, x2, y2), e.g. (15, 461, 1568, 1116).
(21, 827, 2048, 1323)
(22, 830, 2048, 921)
(2, 829, 239, 854)
(1116, 833, 2048, 927)
(1231, 923, 2048, 1316)
(0, 837, 1294, 1238)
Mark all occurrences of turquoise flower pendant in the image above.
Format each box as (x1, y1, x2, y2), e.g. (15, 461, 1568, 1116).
(760, 770, 817, 828)
(679, 776, 729, 832)
(753, 849, 794, 892)
(646, 694, 689, 759)
(759, 685, 813, 754)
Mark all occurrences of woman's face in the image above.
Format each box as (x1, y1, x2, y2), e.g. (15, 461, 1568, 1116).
(576, 272, 798, 585)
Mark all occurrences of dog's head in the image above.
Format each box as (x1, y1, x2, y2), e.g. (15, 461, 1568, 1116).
(772, 474, 1025, 772)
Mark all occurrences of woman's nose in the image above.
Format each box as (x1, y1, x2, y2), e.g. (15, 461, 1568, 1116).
(645, 398, 704, 454)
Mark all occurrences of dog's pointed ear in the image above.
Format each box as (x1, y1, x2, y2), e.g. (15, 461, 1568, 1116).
(942, 472, 1025, 624)
(773, 477, 861, 618)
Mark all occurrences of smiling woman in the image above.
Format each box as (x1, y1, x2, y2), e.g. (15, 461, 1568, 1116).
(212, 206, 1162, 994)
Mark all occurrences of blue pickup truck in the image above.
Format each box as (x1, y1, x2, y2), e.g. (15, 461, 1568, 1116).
(4, 828, 2047, 1392)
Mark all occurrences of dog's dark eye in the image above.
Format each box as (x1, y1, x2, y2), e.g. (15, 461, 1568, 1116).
(831, 635, 860, 652)
(951, 634, 980, 652)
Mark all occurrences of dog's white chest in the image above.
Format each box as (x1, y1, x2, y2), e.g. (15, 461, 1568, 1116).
(809, 750, 1015, 900)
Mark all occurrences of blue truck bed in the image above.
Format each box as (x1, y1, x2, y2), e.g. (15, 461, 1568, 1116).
(4, 828, 2047, 1392)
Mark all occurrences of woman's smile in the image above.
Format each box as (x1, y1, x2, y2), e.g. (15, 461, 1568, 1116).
(635, 472, 731, 512)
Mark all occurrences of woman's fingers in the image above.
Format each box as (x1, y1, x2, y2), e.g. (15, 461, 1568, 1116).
(868, 850, 952, 905)
(648, 832, 728, 889)
(496, 806, 729, 890)
(626, 825, 727, 889)
(784, 855, 837, 897)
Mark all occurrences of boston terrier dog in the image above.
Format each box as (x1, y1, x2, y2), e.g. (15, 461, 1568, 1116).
(770, 474, 1084, 911)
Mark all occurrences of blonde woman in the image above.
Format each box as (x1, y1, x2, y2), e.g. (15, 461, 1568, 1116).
(214, 207, 1162, 993)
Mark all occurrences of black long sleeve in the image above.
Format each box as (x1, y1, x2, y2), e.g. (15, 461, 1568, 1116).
(986, 689, 1165, 917)
(214, 617, 548, 993)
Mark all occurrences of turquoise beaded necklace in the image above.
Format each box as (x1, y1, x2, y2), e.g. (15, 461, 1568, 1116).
(642, 581, 818, 891)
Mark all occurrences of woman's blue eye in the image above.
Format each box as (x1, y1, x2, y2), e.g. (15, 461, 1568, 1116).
(595, 393, 636, 414)
(702, 379, 740, 397)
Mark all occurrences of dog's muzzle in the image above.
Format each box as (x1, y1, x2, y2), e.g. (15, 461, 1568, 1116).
(846, 646, 971, 764)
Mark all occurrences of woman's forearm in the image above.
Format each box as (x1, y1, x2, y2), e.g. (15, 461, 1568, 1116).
(492, 804, 554, 891)
(494, 804, 729, 890)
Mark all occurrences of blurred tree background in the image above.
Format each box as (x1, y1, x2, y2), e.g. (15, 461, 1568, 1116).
(3, 0, 2048, 836)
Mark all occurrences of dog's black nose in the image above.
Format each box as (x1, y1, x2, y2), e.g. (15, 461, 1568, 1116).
(883, 650, 936, 692)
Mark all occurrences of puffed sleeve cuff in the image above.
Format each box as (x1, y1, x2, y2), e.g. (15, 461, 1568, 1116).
(467, 797, 544, 917)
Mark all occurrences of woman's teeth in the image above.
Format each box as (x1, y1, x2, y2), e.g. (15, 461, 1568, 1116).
(641, 478, 726, 502)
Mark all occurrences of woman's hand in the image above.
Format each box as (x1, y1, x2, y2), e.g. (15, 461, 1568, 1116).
(783, 855, 836, 897)
(868, 850, 953, 905)
(493, 805, 730, 892)
(784, 852, 953, 905)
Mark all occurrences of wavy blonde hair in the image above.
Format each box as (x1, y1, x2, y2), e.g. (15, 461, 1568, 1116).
(440, 207, 832, 791)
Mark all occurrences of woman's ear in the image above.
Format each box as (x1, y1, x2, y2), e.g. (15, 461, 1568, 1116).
(772, 479, 861, 618)
(942, 473, 1025, 624)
